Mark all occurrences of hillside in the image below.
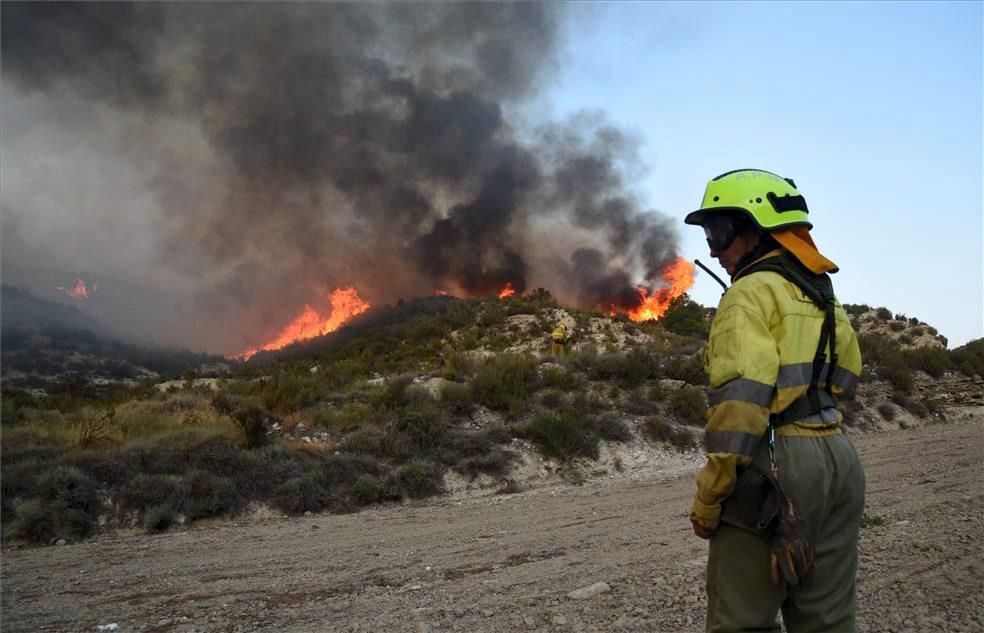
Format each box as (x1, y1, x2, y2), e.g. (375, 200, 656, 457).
(1, 290, 981, 546)
(1, 285, 227, 394)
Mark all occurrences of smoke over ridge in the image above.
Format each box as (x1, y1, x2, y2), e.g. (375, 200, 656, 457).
(1, 2, 680, 353)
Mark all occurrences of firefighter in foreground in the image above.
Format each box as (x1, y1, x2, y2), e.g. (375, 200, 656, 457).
(684, 169, 865, 632)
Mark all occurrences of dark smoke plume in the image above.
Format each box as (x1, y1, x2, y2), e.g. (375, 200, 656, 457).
(1, 2, 680, 353)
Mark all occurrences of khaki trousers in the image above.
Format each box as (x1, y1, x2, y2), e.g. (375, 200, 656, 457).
(706, 433, 866, 633)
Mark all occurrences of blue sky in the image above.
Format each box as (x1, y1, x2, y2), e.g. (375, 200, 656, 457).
(542, 1, 982, 347)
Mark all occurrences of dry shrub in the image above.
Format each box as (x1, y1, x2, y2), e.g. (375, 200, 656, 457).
(386, 460, 444, 499)
(876, 403, 897, 421)
(471, 353, 537, 415)
(642, 417, 698, 451)
(668, 386, 707, 427)
(522, 408, 600, 460)
(143, 504, 177, 534)
(596, 413, 632, 442)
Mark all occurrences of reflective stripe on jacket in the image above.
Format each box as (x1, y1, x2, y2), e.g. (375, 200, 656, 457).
(690, 251, 862, 529)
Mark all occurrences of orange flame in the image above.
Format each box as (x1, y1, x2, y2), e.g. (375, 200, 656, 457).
(57, 278, 90, 299)
(626, 257, 696, 322)
(435, 290, 450, 296)
(237, 286, 370, 360)
(498, 283, 517, 299)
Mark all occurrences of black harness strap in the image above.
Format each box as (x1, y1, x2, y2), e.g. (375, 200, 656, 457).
(732, 252, 840, 427)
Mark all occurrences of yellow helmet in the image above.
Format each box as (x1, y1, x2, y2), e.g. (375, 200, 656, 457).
(684, 169, 811, 231)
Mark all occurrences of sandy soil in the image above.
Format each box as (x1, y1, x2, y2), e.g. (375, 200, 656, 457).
(3, 414, 981, 633)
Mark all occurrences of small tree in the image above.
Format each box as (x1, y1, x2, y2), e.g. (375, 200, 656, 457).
(661, 294, 710, 339)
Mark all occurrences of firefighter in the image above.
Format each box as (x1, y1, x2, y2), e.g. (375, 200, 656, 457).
(684, 169, 865, 632)
(551, 323, 569, 356)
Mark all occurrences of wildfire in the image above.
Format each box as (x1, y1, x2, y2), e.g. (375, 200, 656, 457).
(57, 278, 90, 299)
(625, 257, 696, 322)
(498, 283, 516, 299)
(237, 286, 370, 361)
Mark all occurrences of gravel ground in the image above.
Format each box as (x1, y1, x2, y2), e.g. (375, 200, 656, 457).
(3, 413, 981, 633)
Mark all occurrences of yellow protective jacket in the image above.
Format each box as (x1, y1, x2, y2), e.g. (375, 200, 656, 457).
(691, 250, 862, 529)
(552, 325, 569, 343)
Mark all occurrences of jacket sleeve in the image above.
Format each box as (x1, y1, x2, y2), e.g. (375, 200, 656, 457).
(691, 296, 778, 529)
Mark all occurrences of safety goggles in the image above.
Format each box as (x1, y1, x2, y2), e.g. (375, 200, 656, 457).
(701, 214, 739, 253)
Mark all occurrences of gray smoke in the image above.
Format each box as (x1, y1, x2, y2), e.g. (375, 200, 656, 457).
(1, 2, 680, 354)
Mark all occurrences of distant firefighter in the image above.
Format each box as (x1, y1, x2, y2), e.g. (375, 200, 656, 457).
(550, 323, 569, 356)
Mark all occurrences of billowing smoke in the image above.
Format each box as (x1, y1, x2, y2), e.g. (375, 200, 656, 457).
(1, 2, 680, 354)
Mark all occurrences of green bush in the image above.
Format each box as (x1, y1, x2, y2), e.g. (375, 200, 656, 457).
(34, 466, 101, 516)
(143, 504, 177, 534)
(470, 353, 537, 414)
(351, 474, 395, 506)
(119, 474, 189, 514)
(439, 381, 474, 414)
(660, 294, 710, 339)
(875, 307, 892, 320)
(523, 408, 600, 460)
(586, 350, 659, 387)
(336, 427, 387, 457)
(860, 512, 885, 528)
(571, 391, 610, 415)
(662, 354, 706, 385)
(440, 427, 515, 479)
(641, 418, 697, 450)
(259, 370, 331, 412)
(889, 321, 906, 332)
(878, 358, 914, 394)
(451, 451, 514, 480)
(921, 396, 946, 419)
(314, 402, 373, 432)
(668, 387, 707, 427)
(478, 304, 507, 327)
(950, 339, 984, 377)
(540, 367, 579, 391)
(9, 500, 58, 543)
(843, 304, 871, 316)
(597, 413, 632, 442)
(536, 389, 565, 410)
(395, 401, 448, 450)
(889, 392, 928, 418)
(271, 474, 328, 515)
(859, 334, 915, 394)
(371, 375, 413, 411)
(182, 470, 242, 520)
(386, 460, 444, 499)
(622, 388, 661, 415)
(233, 406, 271, 449)
(905, 347, 951, 378)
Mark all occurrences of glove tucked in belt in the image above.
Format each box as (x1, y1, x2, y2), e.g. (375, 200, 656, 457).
(720, 464, 815, 586)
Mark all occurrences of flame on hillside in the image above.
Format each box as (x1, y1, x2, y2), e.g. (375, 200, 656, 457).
(57, 278, 91, 299)
(237, 286, 370, 361)
(624, 257, 696, 322)
(498, 283, 516, 299)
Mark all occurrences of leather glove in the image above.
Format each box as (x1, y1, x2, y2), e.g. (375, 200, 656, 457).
(691, 520, 716, 539)
(769, 491, 815, 585)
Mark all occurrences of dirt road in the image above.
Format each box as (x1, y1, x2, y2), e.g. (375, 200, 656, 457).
(3, 417, 982, 633)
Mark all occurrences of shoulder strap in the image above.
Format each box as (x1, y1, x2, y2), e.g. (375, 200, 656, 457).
(734, 253, 840, 424)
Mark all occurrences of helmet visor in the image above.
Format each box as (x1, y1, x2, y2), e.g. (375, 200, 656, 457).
(701, 214, 738, 252)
